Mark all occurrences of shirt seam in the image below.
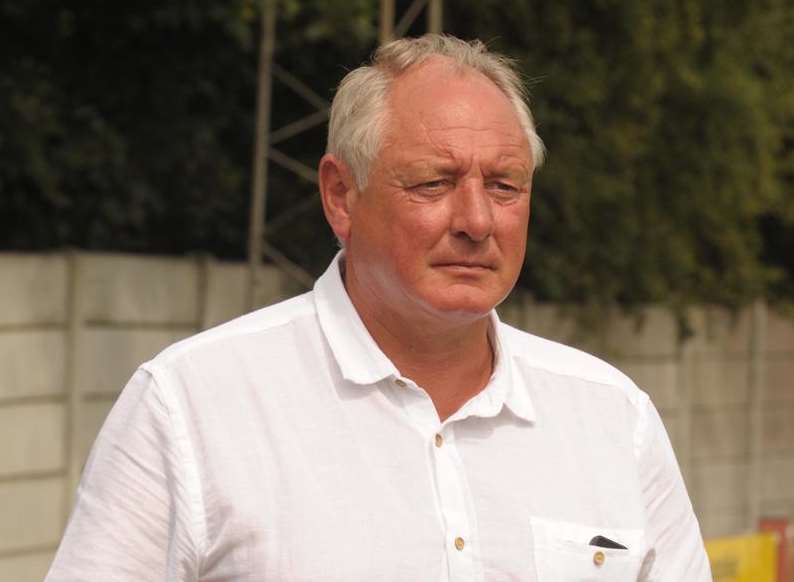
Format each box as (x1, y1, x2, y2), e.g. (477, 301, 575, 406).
(500, 324, 641, 394)
(632, 392, 653, 460)
(513, 354, 641, 398)
(521, 357, 651, 461)
(142, 362, 209, 571)
(154, 308, 316, 368)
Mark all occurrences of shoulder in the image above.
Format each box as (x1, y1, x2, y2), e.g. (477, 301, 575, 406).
(499, 322, 649, 408)
(147, 290, 317, 370)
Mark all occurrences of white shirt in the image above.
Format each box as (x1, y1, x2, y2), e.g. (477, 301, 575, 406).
(47, 254, 711, 581)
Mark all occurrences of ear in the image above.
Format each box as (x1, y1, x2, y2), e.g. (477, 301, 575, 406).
(319, 153, 358, 244)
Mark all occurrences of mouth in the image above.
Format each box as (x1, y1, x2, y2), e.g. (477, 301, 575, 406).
(433, 261, 496, 271)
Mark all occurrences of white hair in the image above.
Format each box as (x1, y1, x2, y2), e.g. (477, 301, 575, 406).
(326, 34, 545, 189)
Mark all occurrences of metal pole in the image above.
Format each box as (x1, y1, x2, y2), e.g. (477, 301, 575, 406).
(379, 0, 395, 45)
(394, 0, 428, 39)
(427, 0, 443, 33)
(247, 0, 277, 310)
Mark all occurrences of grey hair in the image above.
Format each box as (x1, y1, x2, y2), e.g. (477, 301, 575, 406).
(326, 34, 545, 190)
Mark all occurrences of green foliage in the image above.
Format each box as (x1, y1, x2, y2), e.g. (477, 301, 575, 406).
(450, 0, 794, 311)
(0, 0, 273, 255)
(1, 0, 792, 312)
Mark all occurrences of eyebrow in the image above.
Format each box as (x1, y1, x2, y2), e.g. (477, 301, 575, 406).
(399, 157, 530, 175)
(487, 167, 531, 184)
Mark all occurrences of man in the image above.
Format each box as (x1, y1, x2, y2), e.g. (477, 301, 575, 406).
(47, 34, 711, 581)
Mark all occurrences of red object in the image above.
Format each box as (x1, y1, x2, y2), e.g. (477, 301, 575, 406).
(760, 517, 790, 582)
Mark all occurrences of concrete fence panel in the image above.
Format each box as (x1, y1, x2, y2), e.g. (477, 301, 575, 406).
(81, 253, 201, 325)
(0, 403, 65, 477)
(0, 331, 66, 401)
(1, 252, 793, 580)
(0, 478, 64, 553)
(691, 408, 750, 460)
(601, 307, 679, 358)
(0, 254, 67, 326)
(613, 359, 679, 411)
(691, 356, 751, 407)
(76, 328, 193, 396)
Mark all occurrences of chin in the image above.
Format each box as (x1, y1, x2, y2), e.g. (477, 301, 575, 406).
(424, 293, 499, 321)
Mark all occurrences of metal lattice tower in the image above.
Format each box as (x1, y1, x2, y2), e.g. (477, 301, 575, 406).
(247, 0, 444, 309)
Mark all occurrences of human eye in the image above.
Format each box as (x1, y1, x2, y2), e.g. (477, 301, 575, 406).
(486, 180, 522, 201)
(410, 178, 452, 196)
(489, 181, 518, 192)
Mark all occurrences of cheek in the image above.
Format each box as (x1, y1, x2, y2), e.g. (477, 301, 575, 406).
(394, 206, 450, 246)
(497, 205, 530, 243)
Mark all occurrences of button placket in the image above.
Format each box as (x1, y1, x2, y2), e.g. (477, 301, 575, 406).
(393, 383, 478, 581)
(431, 426, 477, 581)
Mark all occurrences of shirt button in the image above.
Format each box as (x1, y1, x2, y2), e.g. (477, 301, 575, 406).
(593, 550, 605, 566)
(395, 378, 406, 387)
(454, 537, 465, 551)
(434, 434, 444, 448)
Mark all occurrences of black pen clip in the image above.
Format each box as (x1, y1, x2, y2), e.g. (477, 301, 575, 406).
(589, 535, 628, 550)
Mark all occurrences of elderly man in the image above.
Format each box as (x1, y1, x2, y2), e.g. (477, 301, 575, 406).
(47, 35, 711, 581)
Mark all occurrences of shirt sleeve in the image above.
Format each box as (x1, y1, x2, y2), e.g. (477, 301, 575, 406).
(637, 397, 712, 581)
(45, 366, 203, 582)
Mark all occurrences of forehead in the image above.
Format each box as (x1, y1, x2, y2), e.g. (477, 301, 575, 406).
(381, 58, 530, 156)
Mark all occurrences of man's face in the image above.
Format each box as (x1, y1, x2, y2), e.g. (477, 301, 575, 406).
(342, 58, 534, 328)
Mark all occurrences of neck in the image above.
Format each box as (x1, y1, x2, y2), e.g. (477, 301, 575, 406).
(344, 269, 495, 422)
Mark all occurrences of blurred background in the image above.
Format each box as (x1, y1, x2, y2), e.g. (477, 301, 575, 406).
(1, 0, 793, 580)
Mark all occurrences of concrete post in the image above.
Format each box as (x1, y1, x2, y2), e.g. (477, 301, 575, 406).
(63, 251, 85, 519)
(748, 300, 768, 528)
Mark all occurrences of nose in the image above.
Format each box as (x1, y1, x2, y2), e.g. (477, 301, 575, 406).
(450, 179, 495, 242)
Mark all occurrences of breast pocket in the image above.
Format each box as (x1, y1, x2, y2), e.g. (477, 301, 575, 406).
(530, 516, 648, 582)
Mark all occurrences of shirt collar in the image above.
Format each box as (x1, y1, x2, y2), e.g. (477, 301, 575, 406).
(441, 310, 535, 424)
(314, 252, 535, 423)
(486, 311, 536, 423)
(314, 252, 399, 384)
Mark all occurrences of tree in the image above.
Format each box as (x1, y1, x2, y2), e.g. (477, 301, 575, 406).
(448, 0, 794, 314)
(1, 0, 792, 314)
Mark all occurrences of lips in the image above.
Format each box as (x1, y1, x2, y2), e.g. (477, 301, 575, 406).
(433, 260, 496, 270)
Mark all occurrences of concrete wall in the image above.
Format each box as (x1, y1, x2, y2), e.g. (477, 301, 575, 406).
(1, 251, 793, 580)
(0, 252, 291, 581)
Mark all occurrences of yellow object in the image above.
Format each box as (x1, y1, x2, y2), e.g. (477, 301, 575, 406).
(705, 533, 778, 582)
(593, 550, 605, 566)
